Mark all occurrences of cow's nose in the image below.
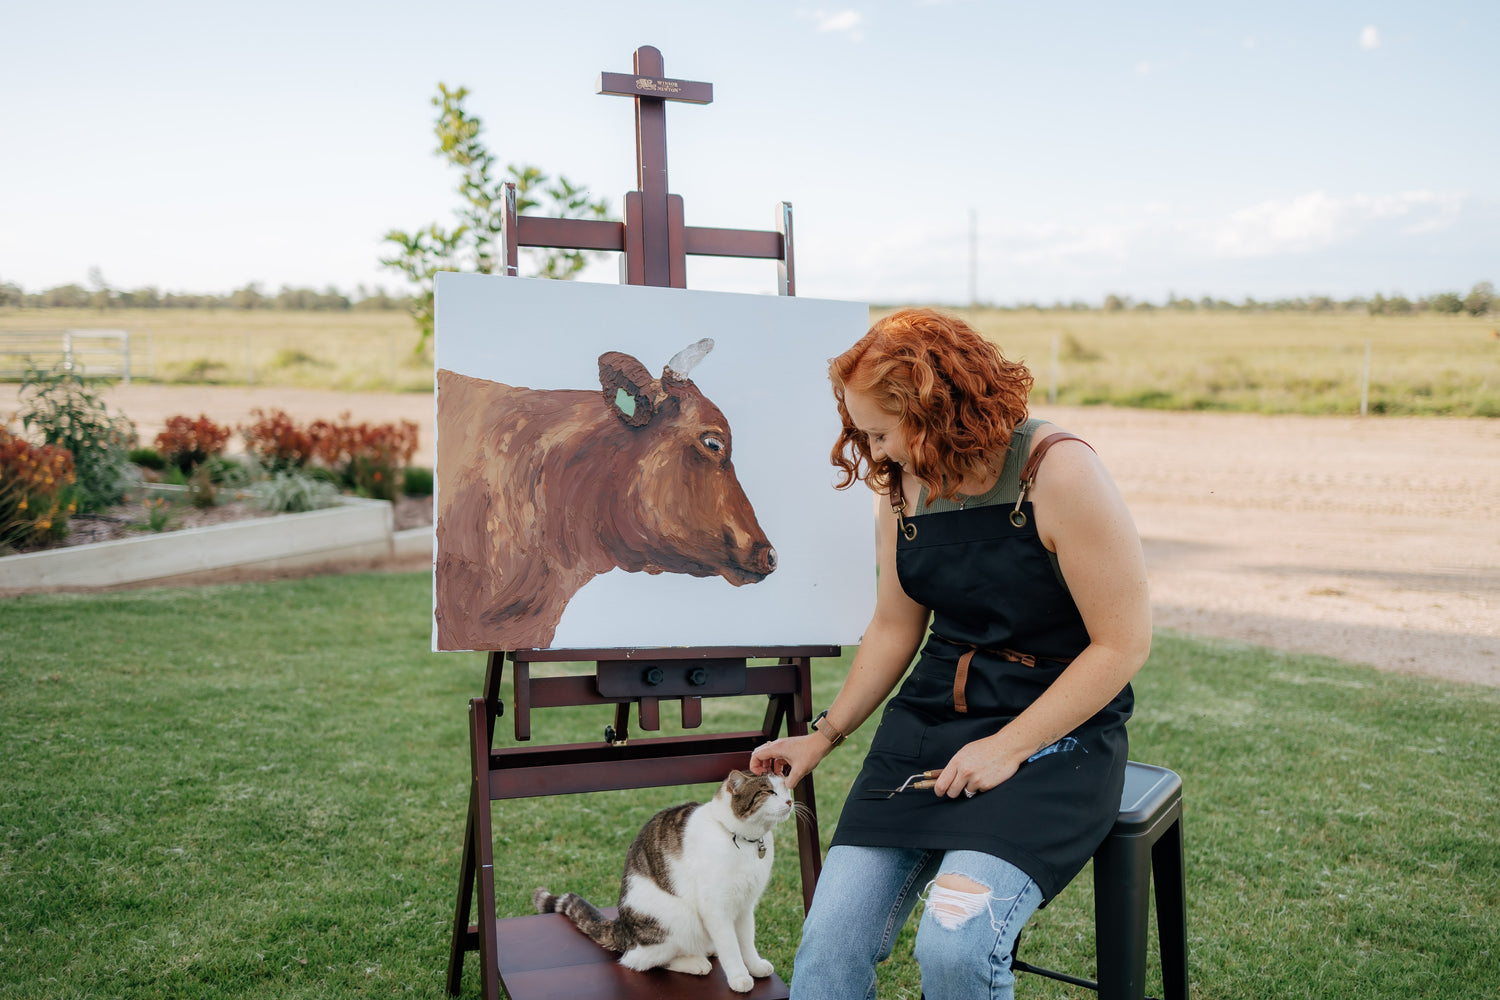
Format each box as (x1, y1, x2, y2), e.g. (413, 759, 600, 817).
(750, 543, 777, 576)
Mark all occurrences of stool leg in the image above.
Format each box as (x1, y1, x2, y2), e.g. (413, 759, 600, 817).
(1153, 818, 1188, 1000)
(1093, 834, 1152, 1000)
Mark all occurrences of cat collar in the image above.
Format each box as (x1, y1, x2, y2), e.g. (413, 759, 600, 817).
(732, 833, 768, 859)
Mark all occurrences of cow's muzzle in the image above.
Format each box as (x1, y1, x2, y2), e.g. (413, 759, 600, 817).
(724, 542, 777, 585)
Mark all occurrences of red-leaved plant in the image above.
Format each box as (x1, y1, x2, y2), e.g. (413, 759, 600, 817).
(240, 408, 319, 471)
(1, 426, 77, 550)
(239, 409, 418, 500)
(154, 414, 232, 473)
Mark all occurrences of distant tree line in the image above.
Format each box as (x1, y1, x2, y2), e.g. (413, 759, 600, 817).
(4, 275, 1491, 317)
(0, 277, 415, 312)
(1078, 281, 1493, 316)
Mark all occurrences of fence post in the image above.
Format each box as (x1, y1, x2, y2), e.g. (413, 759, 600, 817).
(1049, 333, 1060, 405)
(1360, 339, 1371, 417)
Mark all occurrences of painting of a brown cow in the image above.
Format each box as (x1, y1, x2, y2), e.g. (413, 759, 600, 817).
(434, 339, 777, 650)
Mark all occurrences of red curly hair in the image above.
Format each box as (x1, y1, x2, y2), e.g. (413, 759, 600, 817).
(830, 308, 1033, 503)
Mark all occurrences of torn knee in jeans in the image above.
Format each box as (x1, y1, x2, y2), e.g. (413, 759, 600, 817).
(924, 874, 993, 930)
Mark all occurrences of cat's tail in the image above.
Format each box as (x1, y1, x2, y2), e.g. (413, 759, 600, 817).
(533, 887, 625, 952)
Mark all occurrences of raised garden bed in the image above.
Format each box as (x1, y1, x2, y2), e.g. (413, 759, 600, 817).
(0, 493, 432, 593)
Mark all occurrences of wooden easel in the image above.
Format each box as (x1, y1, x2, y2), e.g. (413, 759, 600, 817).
(445, 46, 836, 1000)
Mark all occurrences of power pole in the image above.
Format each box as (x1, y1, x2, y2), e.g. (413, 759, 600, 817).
(969, 209, 978, 309)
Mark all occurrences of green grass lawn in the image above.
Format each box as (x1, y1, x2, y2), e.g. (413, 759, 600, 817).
(2, 573, 1497, 998)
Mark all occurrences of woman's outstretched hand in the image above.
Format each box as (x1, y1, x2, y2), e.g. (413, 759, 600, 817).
(749, 733, 830, 789)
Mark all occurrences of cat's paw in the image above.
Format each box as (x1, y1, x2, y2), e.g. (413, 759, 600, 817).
(747, 957, 775, 978)
(727, 972, 755, 993)
(666, 955, 713, 976)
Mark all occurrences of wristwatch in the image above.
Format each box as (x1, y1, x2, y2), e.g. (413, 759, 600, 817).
(811, 710, 847, 749)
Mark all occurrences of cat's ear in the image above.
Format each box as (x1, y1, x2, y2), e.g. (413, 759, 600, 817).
(725, 770, 751, 790)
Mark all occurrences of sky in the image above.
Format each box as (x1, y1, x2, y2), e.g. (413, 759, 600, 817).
(2, 0, 1496, 307)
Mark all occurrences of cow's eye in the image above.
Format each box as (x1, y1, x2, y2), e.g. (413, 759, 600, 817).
(701, 434, 724, 453)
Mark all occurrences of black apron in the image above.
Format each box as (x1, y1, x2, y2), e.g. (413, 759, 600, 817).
(829, 429, 1133, 902)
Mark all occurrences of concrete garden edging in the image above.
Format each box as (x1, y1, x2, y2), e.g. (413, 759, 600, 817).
(1, 496, 432, 592)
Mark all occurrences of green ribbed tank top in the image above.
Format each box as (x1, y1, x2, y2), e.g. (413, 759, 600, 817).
(915, 417, 1045, 513)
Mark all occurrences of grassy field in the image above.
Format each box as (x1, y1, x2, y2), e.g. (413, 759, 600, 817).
(3, 306, 1497, 415)
(0, 309, 429, 393)
(3, 573, 1497, 998)
(940, 306, 1500, 417)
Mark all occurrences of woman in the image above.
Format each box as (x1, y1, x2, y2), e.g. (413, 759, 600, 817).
(750, 308, 1151, 1000)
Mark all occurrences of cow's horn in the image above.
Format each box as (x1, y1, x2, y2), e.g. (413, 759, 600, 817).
(664, 338, 714, 379)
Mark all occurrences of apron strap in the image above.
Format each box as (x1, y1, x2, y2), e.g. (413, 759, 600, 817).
(954, 649, 975, 712)
(942, 636, 1075, 714)
(1020, 432, 1094, 489)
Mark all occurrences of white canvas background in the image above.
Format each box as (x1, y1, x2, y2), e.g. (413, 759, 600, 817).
(433, 271, 875, 650)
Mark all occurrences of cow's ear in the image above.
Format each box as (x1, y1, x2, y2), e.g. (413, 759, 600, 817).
(598, 351, 659, 428)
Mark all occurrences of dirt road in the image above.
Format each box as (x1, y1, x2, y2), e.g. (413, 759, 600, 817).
(5, 382, 1497, 687)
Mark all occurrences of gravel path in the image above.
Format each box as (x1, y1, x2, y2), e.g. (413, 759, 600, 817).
(6, 384, 1497, 687)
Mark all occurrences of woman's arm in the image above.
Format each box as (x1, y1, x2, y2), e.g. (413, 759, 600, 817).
(932, 435, 1152, 798)
(749, 493, 931, 788)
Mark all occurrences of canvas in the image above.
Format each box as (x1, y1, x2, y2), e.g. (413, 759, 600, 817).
(432, 271, 874, 652)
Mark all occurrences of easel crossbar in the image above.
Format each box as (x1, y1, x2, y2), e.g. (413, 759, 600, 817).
(511, 215, 787, 261)
(521, 662, 799, 710)
(488, 733, 765, 798)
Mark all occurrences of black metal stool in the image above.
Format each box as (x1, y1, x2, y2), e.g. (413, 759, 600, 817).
(1011, 761, 1188, 1000)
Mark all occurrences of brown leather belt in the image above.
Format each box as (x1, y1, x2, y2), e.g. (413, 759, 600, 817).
(942, 637, 1075, 713)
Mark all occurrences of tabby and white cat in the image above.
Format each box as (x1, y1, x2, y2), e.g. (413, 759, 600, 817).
(533, 769, 794, 992)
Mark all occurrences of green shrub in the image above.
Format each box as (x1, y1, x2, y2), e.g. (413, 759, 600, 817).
(204, 455, 245, 485)
(403, 465, 434, 496)
(250, 470, 342, 513)
(16, 364, 135, 512)
(132, 496, 175, 532)
(129, 446, 167, 470)
(186, 464, 218, 509)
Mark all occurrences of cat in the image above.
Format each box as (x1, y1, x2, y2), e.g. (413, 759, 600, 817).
(533, 769, 795, 993)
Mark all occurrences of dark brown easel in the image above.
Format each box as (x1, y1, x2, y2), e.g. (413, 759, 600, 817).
(445, 46, 836, 1000)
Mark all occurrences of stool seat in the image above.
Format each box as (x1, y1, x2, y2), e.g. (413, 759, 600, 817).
(491, 909, 790, 1000)
(1011, 760, 1188, 1000)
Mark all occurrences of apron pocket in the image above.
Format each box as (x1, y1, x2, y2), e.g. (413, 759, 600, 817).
(867, 704, 928, 761)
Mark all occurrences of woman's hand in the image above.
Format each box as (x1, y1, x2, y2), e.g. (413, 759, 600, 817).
(749, 733, 831, 789)
(931, 734, 1026, 799)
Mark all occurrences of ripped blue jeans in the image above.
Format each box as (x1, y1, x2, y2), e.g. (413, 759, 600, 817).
(790, 845, 1043, 1000)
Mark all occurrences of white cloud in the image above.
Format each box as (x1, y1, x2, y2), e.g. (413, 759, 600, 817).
(1135, 60, 1152, 75)
(1360, 25, 1380, 50)
(811, 9, 865, 39)
(1211, 190, 1465, 257)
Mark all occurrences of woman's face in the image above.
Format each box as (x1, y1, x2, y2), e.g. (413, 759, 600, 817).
(844, 389, 911, 472)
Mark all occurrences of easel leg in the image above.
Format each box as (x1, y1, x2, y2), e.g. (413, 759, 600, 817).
(446, 698, 502, 999)
(445, 792, 478, 995)
(770, 667, 824, 913)
(794, 776, 821, 913)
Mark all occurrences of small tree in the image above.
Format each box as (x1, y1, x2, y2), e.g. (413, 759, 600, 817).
(381, 84, 612, 350)
(1429, 292, 1464, 314)
(1464, 281, 1494, 317)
